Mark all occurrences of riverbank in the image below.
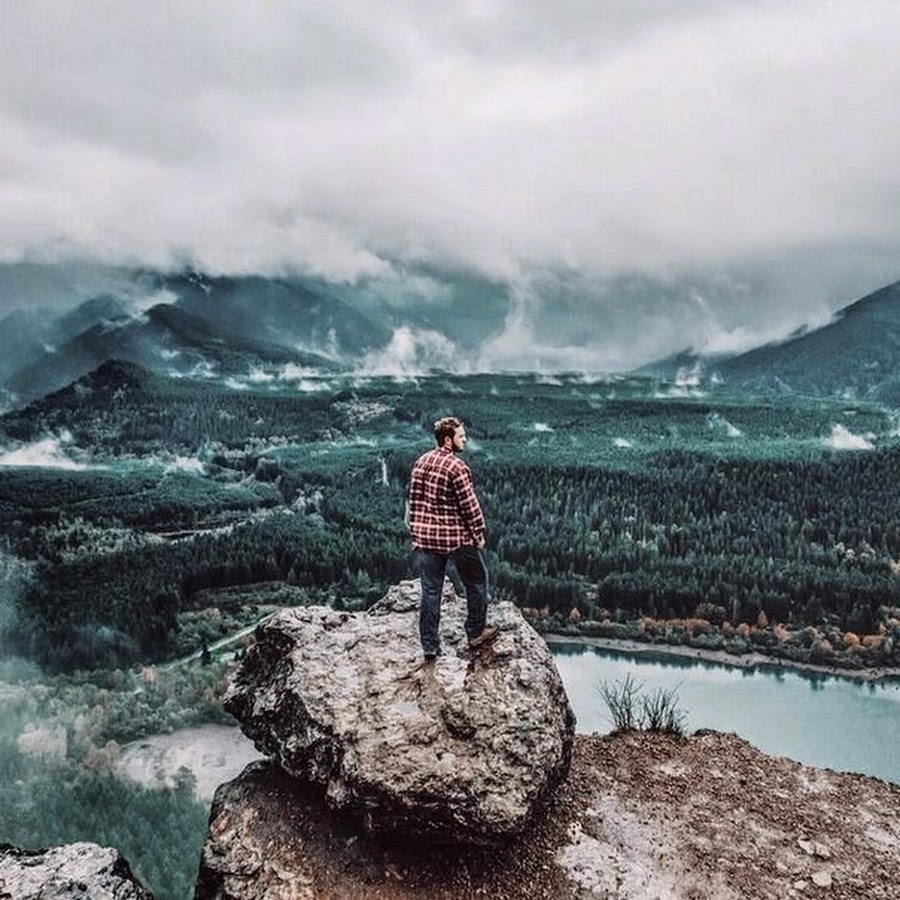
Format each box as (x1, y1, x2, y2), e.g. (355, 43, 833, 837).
(543, 633, 900, 684)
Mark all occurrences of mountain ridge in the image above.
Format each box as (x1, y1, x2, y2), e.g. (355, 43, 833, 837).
(639, 279, 900, 404)
(1, 275, 360, 403)
(2, 267, 900, 407)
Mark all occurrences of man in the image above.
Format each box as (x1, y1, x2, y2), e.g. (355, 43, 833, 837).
(407, 416, 498, 661)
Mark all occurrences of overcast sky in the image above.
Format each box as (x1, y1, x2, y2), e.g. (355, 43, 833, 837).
(2, 0, 900, 363)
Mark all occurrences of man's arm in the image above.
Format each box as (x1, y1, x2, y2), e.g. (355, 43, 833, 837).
(452, 465, 485, 547)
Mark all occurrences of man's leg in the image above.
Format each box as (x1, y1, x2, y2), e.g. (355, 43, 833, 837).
(451, 545, 491, 642)
(418, 550, 447, 657)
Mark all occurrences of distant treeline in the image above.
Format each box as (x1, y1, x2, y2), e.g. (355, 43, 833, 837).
(475, 448, 900, 634)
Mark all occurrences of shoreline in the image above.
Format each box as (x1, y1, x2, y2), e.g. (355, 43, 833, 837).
(542, 632, 900, 685)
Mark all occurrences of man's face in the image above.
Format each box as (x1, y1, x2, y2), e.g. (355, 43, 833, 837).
(450, 425, 467, 452)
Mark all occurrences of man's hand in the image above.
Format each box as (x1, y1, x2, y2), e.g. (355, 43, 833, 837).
(476, 536, 486, 549)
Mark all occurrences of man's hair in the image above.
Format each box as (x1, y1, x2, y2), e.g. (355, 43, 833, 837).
(433, 416, 463, 445)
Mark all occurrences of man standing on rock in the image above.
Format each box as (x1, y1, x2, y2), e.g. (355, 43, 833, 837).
(407, 416, 498, 661)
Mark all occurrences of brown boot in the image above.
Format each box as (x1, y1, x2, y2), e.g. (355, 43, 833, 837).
(468, 624, 499, 649)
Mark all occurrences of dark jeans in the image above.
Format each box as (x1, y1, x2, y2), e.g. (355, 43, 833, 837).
(417, 545, 489, 655)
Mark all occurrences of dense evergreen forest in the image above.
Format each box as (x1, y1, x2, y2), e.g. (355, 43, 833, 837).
(1, 365, 899, 898)
(1, 364, 899, 672)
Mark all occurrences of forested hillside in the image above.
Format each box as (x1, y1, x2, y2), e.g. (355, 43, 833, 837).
(1, 367, 898, 672)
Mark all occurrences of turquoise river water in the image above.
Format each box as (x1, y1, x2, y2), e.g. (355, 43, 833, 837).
(551, 642, 900, 785)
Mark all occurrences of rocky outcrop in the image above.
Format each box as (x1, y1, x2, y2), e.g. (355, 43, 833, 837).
(0, 842, 152, 899)
(195, 729, 900, 900)
(223, 580, 575, 845)
(192, 576, 900, 898)
(195, 754, 577, 900)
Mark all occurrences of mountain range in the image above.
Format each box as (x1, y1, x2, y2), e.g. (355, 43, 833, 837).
(639, 281, 900, 405)
(1, 266, 899, 408)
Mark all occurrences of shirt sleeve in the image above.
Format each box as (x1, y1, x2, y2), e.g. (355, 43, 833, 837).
(452, 463, 485, 543)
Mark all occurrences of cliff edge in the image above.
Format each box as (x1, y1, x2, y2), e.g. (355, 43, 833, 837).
(195, 729, 900, 899)
(197, 580, 900, 899)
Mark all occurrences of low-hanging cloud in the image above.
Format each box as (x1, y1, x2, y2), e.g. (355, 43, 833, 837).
(823, 424, 874, 452)
(0, 432, 95, 470)
(360, 325, 465, 376)
(2, 1, 900, 363)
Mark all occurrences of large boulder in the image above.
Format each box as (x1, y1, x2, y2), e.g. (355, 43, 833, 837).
(0, 842, 153, 899)
(224, 580, 575, 844)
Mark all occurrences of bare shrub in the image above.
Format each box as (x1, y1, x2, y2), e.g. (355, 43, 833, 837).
(598, 673, 642, 732)
(640, 685, 687, 735)
(598, 675, 687, 737)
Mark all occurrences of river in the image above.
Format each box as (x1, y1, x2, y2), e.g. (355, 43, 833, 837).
(550, 641, 900, 785)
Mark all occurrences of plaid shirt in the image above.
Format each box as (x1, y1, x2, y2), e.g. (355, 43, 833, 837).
(407, 447, 485, 553)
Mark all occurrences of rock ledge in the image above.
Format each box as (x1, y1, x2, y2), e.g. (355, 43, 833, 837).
(224, 580, 575, 844)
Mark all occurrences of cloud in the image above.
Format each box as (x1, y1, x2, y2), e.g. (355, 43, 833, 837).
(360, 325, 465, 375)
(823, 424, 874, 451)
(1, 2, 899, 363)
(0, 432, 94, 469)
(707, 412, 743, 438)
(223, 364, 335, 393)
(161, 455, 206, 475)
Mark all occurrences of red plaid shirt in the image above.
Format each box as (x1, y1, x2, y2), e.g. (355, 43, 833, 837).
(407, 447, 485, 553)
